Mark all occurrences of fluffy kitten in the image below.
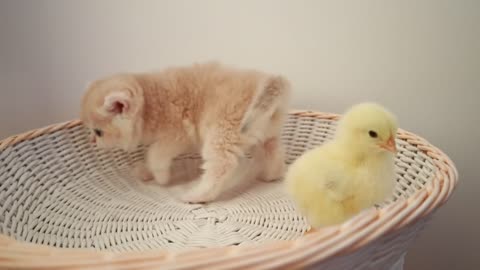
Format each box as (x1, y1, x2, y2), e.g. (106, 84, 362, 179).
(81, 62, 291, 203)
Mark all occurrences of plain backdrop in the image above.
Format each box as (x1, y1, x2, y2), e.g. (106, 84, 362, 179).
(0, 1, 478, 269)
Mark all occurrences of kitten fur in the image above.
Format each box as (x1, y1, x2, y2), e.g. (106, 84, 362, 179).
(81, 62, 291, 203)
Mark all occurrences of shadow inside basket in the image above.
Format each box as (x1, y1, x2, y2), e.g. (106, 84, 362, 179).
(0, 115, 436, 252)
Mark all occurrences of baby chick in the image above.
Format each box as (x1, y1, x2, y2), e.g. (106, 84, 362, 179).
(285, 103, 398, 228)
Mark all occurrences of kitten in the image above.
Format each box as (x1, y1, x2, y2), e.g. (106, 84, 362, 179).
(81, 62, 291, 203)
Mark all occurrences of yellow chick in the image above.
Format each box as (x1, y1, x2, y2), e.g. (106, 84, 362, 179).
(285, 103, 398, 228)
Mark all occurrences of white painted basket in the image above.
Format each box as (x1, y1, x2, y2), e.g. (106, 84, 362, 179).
(0, 111, 458, 269)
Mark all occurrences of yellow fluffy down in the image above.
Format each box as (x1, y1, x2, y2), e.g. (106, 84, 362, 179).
(285, 103, 397, 228)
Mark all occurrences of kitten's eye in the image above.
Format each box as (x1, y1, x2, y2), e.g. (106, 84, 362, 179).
(93, 129, 103, 137)
(368, 130, 378, 138)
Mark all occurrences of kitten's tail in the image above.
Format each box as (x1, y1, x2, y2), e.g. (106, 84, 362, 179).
(240, 75, 291, 133)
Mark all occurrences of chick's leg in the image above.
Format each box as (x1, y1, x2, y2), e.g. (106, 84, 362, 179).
(180, 127, 243, 203)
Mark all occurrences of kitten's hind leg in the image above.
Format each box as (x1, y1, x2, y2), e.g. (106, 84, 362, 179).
(249, 109, 287, 182)
(256, 136, 286, 182)
(240, 76, 290, 183)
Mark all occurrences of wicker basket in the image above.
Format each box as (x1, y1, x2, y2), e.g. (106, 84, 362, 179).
(0, 111, 458, 270)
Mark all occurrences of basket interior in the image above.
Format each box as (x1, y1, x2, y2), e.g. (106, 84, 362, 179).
(0, 114, 436, 252)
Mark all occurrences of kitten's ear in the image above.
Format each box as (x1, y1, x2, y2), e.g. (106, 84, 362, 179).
(85, 81, 93, 89)
(103, 91, 131, 115)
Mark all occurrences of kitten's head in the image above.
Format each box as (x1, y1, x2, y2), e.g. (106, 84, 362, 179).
(81, 74, 144, 151)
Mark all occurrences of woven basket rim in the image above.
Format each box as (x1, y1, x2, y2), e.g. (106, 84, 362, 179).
(0, 110, 459, 269)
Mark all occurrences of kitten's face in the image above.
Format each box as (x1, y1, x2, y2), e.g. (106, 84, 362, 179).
(81, 75, 142, 151)
(82, 111, 130, 149)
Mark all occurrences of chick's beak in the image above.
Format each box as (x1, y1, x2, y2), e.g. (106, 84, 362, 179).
(379, 135, 397, 153)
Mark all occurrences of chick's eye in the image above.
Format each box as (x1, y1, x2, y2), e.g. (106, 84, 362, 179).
(368, 130, 378, 138)
(93, 129, 103, 137)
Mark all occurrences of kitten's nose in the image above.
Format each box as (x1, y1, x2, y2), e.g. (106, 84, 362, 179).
(90, 135, 96, 144)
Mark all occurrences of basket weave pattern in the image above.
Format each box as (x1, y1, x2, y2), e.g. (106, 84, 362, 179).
(0, 111, 458, 269)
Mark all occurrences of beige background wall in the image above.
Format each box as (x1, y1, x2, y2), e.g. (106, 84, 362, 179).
(1, 1, 478, 269)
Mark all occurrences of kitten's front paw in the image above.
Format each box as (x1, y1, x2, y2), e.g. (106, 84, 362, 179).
(179, 189, 219, 204)
(133, 162, 154, 182)
(153, 172, 170, 186)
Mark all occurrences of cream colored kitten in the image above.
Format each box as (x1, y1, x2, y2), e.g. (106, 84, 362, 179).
(81, 62, 291, 203)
